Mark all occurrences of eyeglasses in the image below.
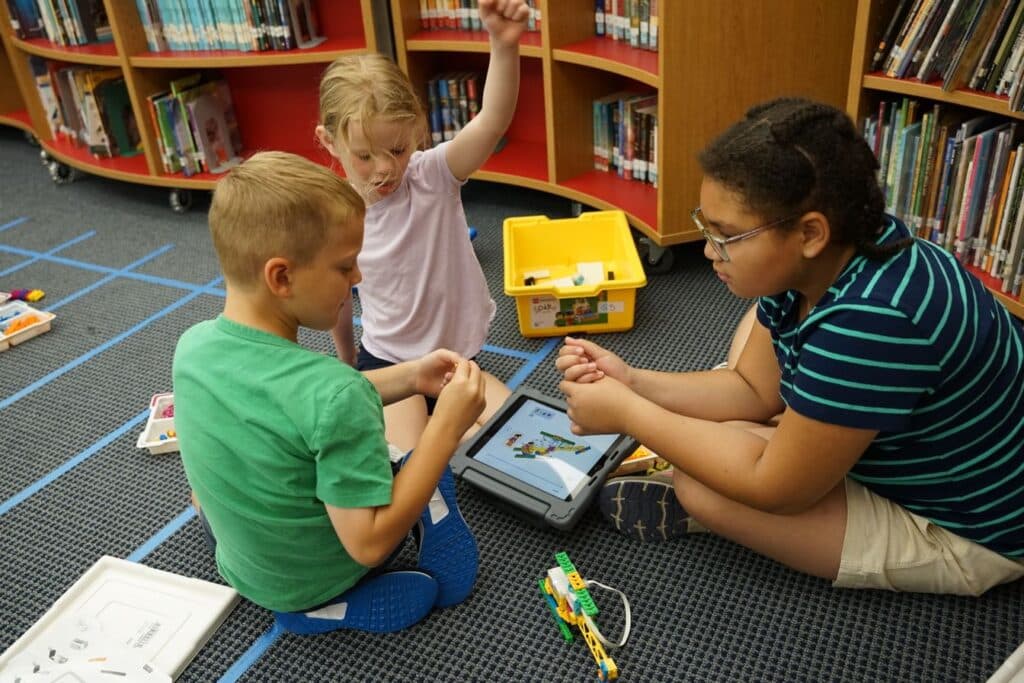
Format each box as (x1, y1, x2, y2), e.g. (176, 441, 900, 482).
(690, 208, 798, 262)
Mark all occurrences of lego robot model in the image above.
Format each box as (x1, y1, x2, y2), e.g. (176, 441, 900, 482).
(539, 551, 632, 681)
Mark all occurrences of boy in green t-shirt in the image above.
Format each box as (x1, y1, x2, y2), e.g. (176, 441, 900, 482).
(173, 151, 487, 634)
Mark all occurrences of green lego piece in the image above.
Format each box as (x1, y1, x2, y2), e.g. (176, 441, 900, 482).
(555, 551, 577, 575)
(577, 590, 599, 616)
(539, 578, 574, 642)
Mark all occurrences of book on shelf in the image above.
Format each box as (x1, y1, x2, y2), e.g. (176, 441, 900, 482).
(863, 96, 1024, 300)
(28, 56, 142, 158)
(425, 71, 481, 145)
(133, 0, 324, 53)
(591, 89, 657, 186)
(418, 0, 539, 33)
(148, 72, 242, 175)
(594, 0, 657, 51)
(5, 0, 45, 38)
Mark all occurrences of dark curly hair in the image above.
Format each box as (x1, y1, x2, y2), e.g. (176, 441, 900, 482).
(698, 97, 909, 260)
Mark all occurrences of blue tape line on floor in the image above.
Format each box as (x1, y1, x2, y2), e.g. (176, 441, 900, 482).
(0, 410, 149, 516)
(0, 217, 29, 233)
(127, 507, 196, 563)
(0, 242, 216, 293)
(506, 336, 560, 389)
(0, 276, 223, 411)
(218, 623, 285, 683)
(45, 244, 174, 311)
(0, 230, 95, 277)
(481, 344, 534, 360)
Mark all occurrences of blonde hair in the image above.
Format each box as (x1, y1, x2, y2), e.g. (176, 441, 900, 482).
(209, 151, 364, 286)
(318, 53, 425, 149)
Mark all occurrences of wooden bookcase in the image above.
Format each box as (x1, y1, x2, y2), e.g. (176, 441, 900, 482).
(390, 0, 859, 251)
(846, 0, 1024, 319)
(0, 0, 379, 205)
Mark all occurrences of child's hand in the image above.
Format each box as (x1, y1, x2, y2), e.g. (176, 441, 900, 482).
(433, 360, 487, 435)
(559, 374, 636, 436)
(556, 336, 632, 385)
(479, 0, 530, 47)
(414, 349, 465, 397)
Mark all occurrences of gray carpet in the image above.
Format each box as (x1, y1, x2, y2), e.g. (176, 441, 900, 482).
(1, 126, 1021, 682)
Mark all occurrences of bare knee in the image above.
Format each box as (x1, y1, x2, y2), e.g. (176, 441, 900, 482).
(673, 470, 727, 531)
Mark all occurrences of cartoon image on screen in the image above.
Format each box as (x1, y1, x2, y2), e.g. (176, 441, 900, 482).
(471, 399, 618, 500)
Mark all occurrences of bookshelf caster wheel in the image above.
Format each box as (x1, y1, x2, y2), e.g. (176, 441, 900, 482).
(169, 189, 193, 214)
(48, 163, 75, 185)
(637, 238, 675, 275)
(571, 201, 584, 217)
(40, 150, 53, 166)
(24, 131, 39, 147)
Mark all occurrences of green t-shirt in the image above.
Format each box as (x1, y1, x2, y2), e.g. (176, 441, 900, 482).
(172, 316, 393, 612)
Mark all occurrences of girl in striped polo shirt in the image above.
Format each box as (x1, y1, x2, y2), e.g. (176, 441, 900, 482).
(556, 98, 1024, 596)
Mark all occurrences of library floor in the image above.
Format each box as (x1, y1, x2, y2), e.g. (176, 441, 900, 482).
(1, 126, 1022, 682)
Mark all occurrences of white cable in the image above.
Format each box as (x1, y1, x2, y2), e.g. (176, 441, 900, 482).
(583, 579, 631, 649)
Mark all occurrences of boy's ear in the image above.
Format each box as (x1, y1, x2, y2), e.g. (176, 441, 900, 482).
(263, 257, 294, 297)
(798, 211, 831, 259)
(315, 125, 338, 158)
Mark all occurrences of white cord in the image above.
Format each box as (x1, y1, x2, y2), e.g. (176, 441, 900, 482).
(583, 579, 631, 649)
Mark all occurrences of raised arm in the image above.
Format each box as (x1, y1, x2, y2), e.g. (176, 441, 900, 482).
(445, 0, 530, 181)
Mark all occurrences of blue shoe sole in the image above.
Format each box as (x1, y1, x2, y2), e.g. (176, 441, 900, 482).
(274, 570, 438, 635)
(598, 477, 688, 542)
(417, 466, 479, 607)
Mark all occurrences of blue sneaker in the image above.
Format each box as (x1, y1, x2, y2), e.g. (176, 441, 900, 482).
(273, 570, 438, 635)
(598, 476, 688, 542)
(415, 465, 479, 607)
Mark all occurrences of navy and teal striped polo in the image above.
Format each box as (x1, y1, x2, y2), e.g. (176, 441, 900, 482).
(757, 216, 1024, 557)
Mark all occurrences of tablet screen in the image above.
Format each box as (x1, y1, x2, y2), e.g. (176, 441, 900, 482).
(469, 397, 619, 500)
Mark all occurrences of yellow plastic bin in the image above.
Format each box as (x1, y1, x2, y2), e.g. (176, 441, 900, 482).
(503, 211, 647, 337)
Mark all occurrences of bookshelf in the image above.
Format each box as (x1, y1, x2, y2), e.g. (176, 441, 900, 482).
(0, 0, 380, 206)
(846, 0, 1024, 320)
(0, 38, 31, 133)
(390, 0, 858, 253)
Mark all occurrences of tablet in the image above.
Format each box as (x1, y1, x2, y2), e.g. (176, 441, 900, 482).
(451, 387, 636, 530)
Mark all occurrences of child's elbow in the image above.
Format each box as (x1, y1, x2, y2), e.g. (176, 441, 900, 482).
(346, 540, 394, 568)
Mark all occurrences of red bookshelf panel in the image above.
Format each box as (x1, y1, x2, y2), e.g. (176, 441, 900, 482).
(222, 63, 325, 161)
(0, 109, 33, 131)
(560, 170, 657, 228)
(406, 30, 542, 51)
(479, 140, 546, 181)
(43, 136, 150, 176)
(316, 0, 369, 41)
(130, 36, 367, 66)
(16, 37, 120, 65)
(558, 37, 658, 77)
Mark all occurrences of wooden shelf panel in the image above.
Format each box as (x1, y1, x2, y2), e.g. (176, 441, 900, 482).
(0, 108, 33, 132)
(12, 37, 121, 66)
(553, 38, 658, 88)
(861, 74, 1024, 120)
(965, 263, 1024, 319)
(405, 30, 542, 57)
(558, 170, 657, 231)
(128, 36, 370, 68)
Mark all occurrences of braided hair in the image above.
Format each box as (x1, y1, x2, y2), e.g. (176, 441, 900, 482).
(698, 98, 909, 260)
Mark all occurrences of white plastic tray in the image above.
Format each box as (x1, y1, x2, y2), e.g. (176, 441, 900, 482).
(137, 392, 179, 455)
(0, 301, 55, 352)
(0, 556, 239, 681)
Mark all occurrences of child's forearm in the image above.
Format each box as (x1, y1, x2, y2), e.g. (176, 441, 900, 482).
(363, 362, 418, 405)
(630, 367, 781, 423)
(476, 38, 520, 139)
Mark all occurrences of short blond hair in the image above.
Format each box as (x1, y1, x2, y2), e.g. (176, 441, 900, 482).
(209, 151, 364, 286)
(318, 53, 425, 148)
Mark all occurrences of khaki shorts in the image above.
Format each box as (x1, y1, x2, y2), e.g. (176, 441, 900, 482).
(835, 478, 1024, 596)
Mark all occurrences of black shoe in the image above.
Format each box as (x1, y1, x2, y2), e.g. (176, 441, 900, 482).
(598, 476, 688, 542)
